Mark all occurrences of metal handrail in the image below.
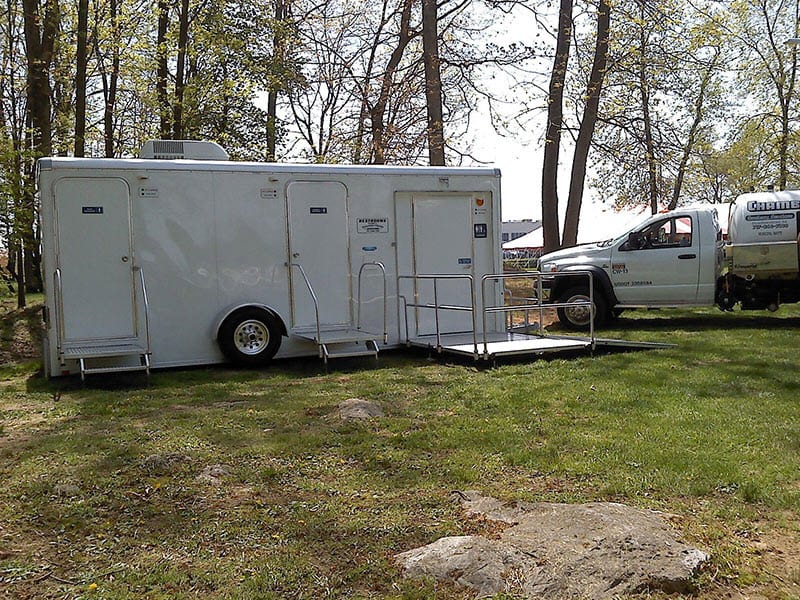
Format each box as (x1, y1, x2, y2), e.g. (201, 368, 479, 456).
(53, 268, 65, 354)
(397, 273, 478, 356)
(356, 261, 388, 343)
(289, 262, 323, 352)
(481, 270, 596, 356)
(54, 265, 154, 357)
(133, 266, 152, 355)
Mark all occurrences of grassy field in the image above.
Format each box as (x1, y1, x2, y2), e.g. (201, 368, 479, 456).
(1, 294, 799, 599)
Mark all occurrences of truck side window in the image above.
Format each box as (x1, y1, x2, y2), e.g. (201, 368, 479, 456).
(623, 216, 692, 251)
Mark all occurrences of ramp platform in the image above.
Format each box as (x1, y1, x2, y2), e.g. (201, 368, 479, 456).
(407, 332, 673, 361)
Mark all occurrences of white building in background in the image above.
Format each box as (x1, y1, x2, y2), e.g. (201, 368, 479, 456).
(502, 219, 541, 243)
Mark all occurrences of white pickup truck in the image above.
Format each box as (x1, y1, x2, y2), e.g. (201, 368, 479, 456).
(538, 190, 800, 328)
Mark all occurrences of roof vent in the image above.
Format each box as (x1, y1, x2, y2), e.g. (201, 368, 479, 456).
(140, 140, 229, 160)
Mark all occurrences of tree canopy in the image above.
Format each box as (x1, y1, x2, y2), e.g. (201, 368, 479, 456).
(2, 0, 799, 304)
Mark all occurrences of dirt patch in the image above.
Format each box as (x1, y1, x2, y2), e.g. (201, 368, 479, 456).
(0, 302, 43, 364)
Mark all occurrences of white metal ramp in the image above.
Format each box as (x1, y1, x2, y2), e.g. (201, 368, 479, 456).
(400, 271, 672, 363)
(407, 331, 593, 360)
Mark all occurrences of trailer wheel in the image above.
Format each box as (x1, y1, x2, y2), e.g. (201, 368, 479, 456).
(556, 287, 608, 330)
(218, 308, 282, 366)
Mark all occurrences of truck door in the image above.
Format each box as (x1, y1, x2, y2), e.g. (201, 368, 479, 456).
(610, 214, 700, 304)
(54, 177, 137, 341)
(287, 181, 351, 328)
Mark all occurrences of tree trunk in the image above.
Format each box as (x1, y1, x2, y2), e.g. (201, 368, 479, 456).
(21, 0, 58, 299)
(562, 0, 610, 248)
(74, 0, 89, 156)
(636, 1, 658, 214)
(156, 0, 171, 138)
(173, 0, 190, 139)
(371, 0, 415, 164)
(97, 0, 120, 157)
(541, 0, 573, 252)
(669, 50, 718, 210)
(267, 0, 289, 162)
(108, 0, 120, 156)
(422, 0, 445, 166)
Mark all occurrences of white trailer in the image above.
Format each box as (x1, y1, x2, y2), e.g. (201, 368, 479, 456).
(39, 142, 509, 378)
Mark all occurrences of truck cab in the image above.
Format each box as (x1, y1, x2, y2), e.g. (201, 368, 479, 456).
(538, 207, 724, 328)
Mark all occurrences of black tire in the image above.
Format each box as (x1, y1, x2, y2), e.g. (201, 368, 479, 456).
(556, 286, 609, 330)
(217, 307, 282, 366)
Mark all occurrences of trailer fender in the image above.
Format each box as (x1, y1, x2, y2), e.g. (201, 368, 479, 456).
(214, 304, 288, 340)
(550, 266, 618, 307)
(214, 305, 288, 366)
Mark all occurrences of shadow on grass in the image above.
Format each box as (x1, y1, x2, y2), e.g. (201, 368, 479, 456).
(609, 312, 800, 333)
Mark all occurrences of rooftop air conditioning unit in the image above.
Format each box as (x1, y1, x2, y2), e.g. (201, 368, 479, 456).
(140, 140, 229, 161)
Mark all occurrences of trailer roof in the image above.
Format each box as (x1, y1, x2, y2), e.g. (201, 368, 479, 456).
(39, 157, 501, 178)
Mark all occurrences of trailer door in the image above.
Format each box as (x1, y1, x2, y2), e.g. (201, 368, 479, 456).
(287, 181, 351, 328)
(411, 194, 475, 334)
(54, 178, 137, 341)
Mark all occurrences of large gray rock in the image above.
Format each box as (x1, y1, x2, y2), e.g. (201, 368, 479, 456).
(338, 398, 384, 420)
(396, 491, 709, 599)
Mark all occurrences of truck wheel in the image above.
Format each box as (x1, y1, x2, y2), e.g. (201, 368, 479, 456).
(218, 308, 282, 366)
(556, 287, 608, 330)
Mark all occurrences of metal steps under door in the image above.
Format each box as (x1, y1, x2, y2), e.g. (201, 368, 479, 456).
(289, 261, 388, 366)
(55, 266, 153, 380)
(60, 341, 151, 381)
(292, 328, 380, 364)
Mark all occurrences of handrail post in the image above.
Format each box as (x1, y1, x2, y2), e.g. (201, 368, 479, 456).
(481, 275, 489, 357)
(588, 271, 595, 348)
(133, 266, 152, 355)
(433, 278, 441, 350)
(537, 273, 544, 336)
(467, 275, 477, 358)
(53, 269, 65, 356)
(357, 261, 388, 343)
(289, 262, 322, 350)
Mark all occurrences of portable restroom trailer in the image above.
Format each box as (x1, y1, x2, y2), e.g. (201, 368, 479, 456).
(39, 144, 503, 378)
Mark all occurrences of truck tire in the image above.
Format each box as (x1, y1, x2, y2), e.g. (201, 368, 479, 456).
(556, 287, 608, 330)
(218, 307, 282, 366)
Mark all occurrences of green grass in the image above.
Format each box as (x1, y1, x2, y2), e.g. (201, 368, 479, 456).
(1, 298, 800, 598)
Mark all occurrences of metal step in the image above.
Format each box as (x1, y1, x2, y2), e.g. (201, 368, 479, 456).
(61, 341, 147, 359)
(59, 340, 150, 380)
(293, 328, 380, 365)
(321, 340, 379, 362)
(78, 353, 150, 381)
(293, 328, 379, 345)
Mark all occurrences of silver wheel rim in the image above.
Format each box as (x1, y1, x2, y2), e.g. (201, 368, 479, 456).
(564, 295, 593, 326)
(233, 319, 270, 355)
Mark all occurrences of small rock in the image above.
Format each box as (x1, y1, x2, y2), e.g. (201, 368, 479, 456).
(140, 452, 191, 474)
(338, 398, 384, 420)
(196, 464, 232, 485)
(53, 483, 81, 498)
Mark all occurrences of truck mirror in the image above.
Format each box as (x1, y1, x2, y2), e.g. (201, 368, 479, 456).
(627, 232, 643, 250)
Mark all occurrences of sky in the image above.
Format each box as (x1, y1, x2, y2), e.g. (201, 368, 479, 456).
(477, 126, 647, 243)
(466, 4, 649, 244)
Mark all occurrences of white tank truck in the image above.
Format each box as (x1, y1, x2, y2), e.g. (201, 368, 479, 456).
(537, 190, 800, 328)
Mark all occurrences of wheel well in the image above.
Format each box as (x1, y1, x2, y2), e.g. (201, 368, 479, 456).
(215, 305, 287, 340)
(550, 268, 617, 306)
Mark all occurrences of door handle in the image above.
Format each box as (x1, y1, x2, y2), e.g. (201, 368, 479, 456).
(678, 253, 696, 260)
